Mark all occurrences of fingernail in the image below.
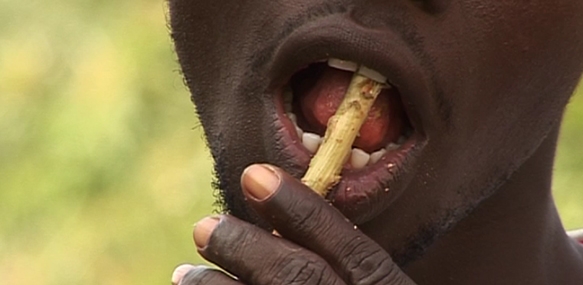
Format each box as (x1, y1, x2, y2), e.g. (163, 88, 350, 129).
(241, 164, 281, 201)
(194, 216, 219, 248)
(171, 264, 196, 285)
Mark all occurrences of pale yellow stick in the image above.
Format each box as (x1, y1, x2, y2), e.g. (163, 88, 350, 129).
(271, 67, 383, 237)
(301, 67, 384, 196)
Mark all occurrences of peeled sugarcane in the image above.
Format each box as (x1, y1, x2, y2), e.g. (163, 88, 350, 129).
(301, 66, 385, 196)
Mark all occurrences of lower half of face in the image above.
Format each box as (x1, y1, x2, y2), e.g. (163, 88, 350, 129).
(170, 0, 583, 264)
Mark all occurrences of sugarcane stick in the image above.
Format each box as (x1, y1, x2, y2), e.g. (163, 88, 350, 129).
(271, 67, 383, 237)
(301, 67, 384, 196)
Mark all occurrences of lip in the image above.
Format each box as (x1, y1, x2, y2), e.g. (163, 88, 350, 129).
(266, 14, 432, 224)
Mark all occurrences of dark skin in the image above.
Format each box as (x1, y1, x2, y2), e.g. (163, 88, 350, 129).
(168, 0, 583, 284)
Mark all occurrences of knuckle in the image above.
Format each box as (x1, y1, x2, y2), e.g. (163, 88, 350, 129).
(286, 200, 335, 236)
(206, 217, 261, 259)
(353, 256, 403, 284)
(272, 254, 339, 285)
(286, 198, 323, 226)
(338, 237, 401, 284)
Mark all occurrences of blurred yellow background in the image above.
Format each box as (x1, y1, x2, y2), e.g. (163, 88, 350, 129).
(0, 1, 581, 284)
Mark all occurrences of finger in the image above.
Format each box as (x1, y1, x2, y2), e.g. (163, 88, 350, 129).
(172, 264, 242, 285)
(172, 264, 197, 285)
(241, 164, 415, 285)
(194, 216, 346, 285)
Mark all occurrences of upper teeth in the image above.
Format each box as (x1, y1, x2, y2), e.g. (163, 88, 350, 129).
(357, 65, 387, 83)
(327, 58, 358, 72)
(327, 58, 387, 84)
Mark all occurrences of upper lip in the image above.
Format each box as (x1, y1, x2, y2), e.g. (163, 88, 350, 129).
(267, 14, 434, 137)
(264, 14, 433, 224)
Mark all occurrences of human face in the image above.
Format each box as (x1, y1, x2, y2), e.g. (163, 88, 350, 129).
(169, 0, 583, 263)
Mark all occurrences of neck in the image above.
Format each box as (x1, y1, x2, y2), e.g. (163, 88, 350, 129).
(405, 125, 583, 284)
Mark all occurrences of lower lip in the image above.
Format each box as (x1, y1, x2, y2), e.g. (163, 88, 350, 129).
(272, 89, 426, 224)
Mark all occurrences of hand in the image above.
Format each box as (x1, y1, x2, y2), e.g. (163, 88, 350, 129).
(172, 164, 416, 285)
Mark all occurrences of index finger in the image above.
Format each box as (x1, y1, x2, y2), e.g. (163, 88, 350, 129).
(241, 164, 415, 285)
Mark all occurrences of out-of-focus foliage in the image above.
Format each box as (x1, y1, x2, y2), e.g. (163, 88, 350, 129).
(0, 0, 214, 284)
(0, 0, 580, 284)
(555, 85, 583, 228)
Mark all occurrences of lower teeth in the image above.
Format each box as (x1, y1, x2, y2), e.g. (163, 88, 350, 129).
(369, 148, 387, 165)
(285, 112, 405, 169)
(302, 132, 323, 153)
(350, 148, 370, 169)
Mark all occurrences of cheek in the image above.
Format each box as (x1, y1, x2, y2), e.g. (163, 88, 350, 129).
(421, 0, 583, 165)
(401, 0, 583, 223)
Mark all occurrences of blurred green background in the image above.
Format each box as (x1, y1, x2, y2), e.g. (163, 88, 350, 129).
(0, 0, 581, 284)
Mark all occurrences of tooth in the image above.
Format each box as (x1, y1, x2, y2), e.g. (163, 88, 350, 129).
(358, 66, 387, 83)
(327, 58, 358, 72)
(287, 112, 297, 124)
(369, 149, 387, 164)
(386, 143, 400, 151)
(350, 148, 370, 169)
(302, 133, 322, 153)
(295, 126, 304, 141)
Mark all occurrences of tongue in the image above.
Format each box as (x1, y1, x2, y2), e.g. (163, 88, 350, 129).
(298, 67, 404, 153)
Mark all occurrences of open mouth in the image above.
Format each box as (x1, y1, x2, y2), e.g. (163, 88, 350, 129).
(283, 58, 414, 170)
(274, 58, 426, 223)
(266, 16, 430, 224)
